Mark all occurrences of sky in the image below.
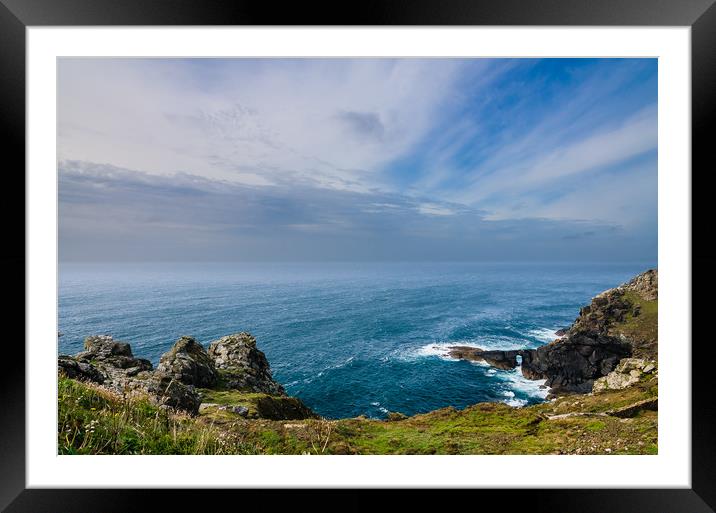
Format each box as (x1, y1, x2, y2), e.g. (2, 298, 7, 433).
(58, 58, 657, 263)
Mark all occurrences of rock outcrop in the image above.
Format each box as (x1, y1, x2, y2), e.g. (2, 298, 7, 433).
(70, 335, 154, 386)
(446, 346, 521, 370)
(58, 355, 106, 384)
(447, 269, 658, 397)
(592, 358, 656, 393)
(58, 335, 201, 414)
(624, 269, 658, 301)
(156, 336, 218, 388)
(520, 333, 632, 394)
(140, 372, 202, 413)
(208, 332, 286, 396)
(520, 269, 657, 394)
(568, 288, 634, 337)
(58, 331, 311, 419)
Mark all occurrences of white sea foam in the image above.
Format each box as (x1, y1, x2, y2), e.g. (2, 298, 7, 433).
(527, 328, 561, 343)
(398, 336, 550, 408)
(404, 341, 483, 361)
(502, 397, 529, 407)
(406, 337, 524, 361)
(369, 401, 389, 414)
(498, 366, 549, 401)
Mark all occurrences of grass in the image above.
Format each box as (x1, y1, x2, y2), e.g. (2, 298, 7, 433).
(58, 377, 258, 454)
(59, 373, 658, 455)
(196, 388, 317, 421)
(611, 290, 658, 358)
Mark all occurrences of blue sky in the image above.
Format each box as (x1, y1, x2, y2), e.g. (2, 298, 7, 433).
(58, 58, 657, 262)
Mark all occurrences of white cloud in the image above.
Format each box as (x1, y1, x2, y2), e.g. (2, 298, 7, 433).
(451, 104, 657, 209)
(417, 203, 456, 216)
(58, 58, 467, 191)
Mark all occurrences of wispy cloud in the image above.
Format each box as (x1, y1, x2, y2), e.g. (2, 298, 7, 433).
(58, 58, 657, 262)
(58, 58, 471, 191)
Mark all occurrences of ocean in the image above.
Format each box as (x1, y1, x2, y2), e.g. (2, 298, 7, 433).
(58, 261, 653, 419)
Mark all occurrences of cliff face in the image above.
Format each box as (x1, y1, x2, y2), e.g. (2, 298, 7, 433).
(448, 269, 658, 396)
(567, 269, 658, 359)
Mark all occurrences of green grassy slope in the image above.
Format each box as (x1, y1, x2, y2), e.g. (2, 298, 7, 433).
(59, 373, 657, 455)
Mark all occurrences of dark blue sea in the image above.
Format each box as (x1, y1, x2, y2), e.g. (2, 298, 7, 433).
(58, 262, 653, 419)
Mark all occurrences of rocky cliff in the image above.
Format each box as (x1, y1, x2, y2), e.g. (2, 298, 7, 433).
(58, 332, 315, 419)
(448, 269, 658, 396)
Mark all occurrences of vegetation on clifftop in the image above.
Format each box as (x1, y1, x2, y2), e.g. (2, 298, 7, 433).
(58, 377, 255, 454)
(59, 373, 657, 455)
(611, 290, 658, 358)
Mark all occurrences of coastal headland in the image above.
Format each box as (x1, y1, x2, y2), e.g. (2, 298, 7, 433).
(58, 270, 658, 455)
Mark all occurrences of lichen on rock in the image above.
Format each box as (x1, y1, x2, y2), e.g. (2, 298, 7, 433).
(156, 336, 218, 388)
(592, 358, 657, 393)
(58, 331, 308, 418)
(208, 332, 286, 396)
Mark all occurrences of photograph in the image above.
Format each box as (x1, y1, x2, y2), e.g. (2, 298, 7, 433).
(56, 57, 659, 456)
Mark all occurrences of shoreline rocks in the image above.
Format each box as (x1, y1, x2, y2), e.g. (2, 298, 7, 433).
(520, 334, 631, 394)
(446, 346, 521, 370)
(447, 269, 658, 397)
(58, 332, 308, 418)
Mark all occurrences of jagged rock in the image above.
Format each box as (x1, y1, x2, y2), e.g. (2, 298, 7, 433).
(208, 332, 285, 395)
(448, 271, 656, 394)
(75, 335, 153, 375)
(624, 269, 658, 301)
(481, 350, 521, 370)
(447, 346, 484, 361)
(58, 355, 105, 384)
(156, 336, 218, 388)
(64, 335, 153, 390)
(59, 336, 200, 415)
(569, 288, 633, 337)
(447, 346, 520, 370)
(140, 372, 201, 415)
(82, 335, 132, 357)
(58, 332, 307, 417)
(521, 334, 632, 394)
(592, 358, 656, 393)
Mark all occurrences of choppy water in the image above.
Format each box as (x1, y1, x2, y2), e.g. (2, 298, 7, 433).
(58, 262, 652, 418)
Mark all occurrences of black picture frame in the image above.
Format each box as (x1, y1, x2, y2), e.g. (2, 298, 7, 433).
(2, 0, 714, 511)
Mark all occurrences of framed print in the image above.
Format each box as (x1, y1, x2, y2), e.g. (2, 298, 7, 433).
(3, 0, 715, 511)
